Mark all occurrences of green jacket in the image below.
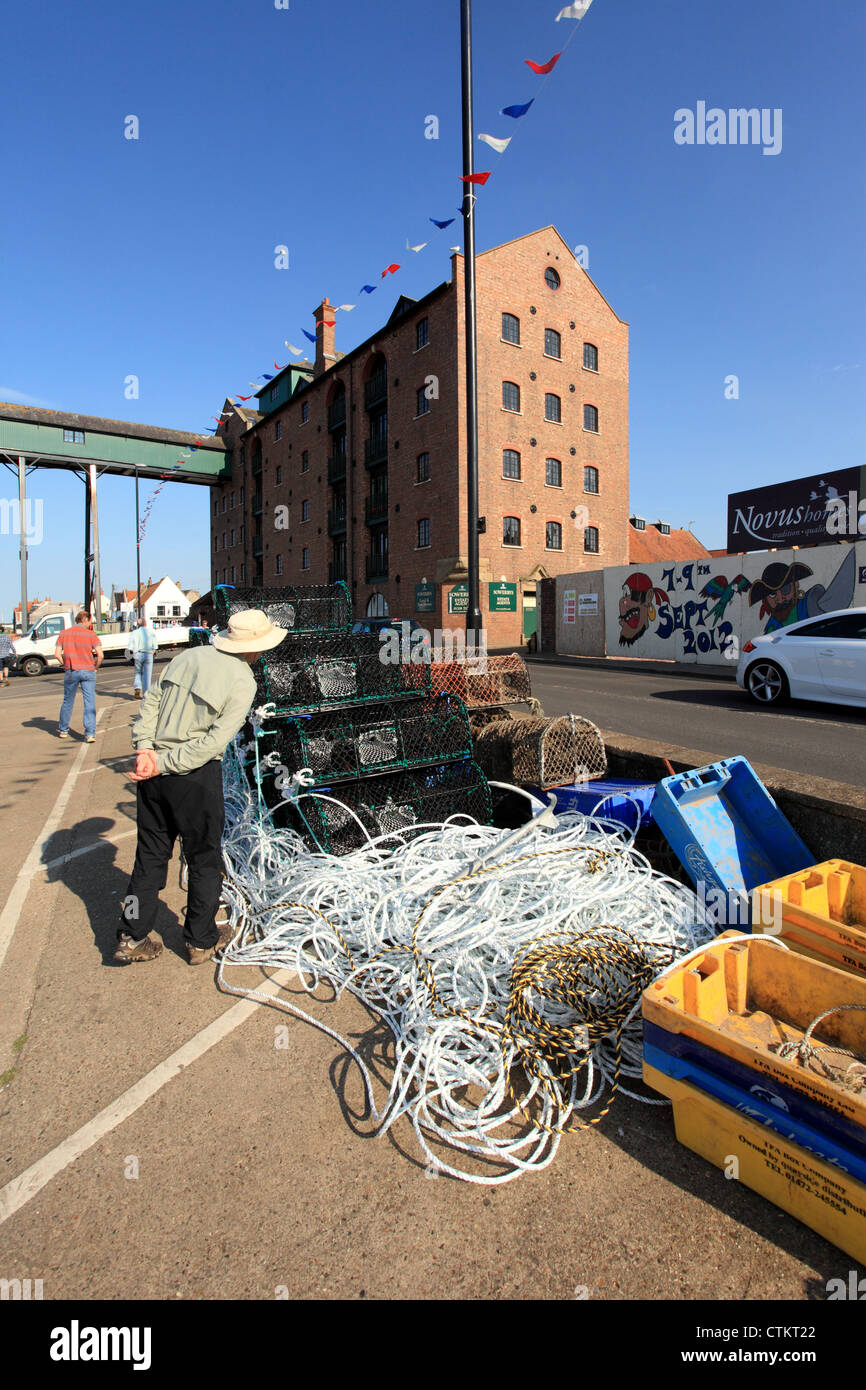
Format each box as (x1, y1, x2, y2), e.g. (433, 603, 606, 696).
(133, 645, 257, 776)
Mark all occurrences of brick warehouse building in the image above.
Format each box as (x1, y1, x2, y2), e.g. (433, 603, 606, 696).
(210, 226, 629, 647)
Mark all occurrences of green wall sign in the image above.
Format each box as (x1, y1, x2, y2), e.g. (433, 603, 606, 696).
(488, 581, 517, 612)
(414, 582, 436, 613)
(447, 584, 469, 614)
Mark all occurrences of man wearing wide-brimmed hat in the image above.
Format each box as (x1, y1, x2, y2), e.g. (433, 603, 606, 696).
(115, 610, 286, 966)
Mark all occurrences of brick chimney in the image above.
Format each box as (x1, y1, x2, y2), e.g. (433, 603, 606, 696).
(312, 296, 337, 378)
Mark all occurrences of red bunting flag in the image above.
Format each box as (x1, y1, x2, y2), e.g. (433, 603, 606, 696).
(236, 394, 254, 401)
(525, 52, 561, 74)
(381, 264, 400, 277)
(316, 320, 336, 327)
(459, 172, 491, 185)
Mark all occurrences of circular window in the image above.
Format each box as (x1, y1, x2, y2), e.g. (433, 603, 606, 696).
(544, 266, 561, 290)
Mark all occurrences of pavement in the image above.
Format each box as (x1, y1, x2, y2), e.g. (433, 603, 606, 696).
(0, 660, 859, 1300)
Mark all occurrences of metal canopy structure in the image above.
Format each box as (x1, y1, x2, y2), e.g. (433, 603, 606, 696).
(0, 404, 227, 629)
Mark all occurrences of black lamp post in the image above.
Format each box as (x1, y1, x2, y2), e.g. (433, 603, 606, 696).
(460, 0, 483, 640)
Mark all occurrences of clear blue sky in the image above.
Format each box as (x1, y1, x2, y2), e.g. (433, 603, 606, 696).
(2, 0, 863, 617)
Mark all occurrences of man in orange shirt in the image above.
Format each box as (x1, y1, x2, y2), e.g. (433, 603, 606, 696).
(55, 610, 103, 742)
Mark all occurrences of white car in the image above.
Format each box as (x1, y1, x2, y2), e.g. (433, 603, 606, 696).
(736, 606, 866, 709)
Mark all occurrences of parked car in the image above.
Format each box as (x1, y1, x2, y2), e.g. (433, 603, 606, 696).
(736, 607, 866, 709)
(12, 610, 189, 677)
(351, 617, 432, 660)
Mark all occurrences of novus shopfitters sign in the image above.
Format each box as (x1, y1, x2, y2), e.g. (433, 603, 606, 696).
(727, 468, 865, 554)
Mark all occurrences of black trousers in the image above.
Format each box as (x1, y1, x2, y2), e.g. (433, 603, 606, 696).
(121, 760, 224, 949)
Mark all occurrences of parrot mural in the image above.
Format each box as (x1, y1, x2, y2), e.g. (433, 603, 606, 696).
(699, 573, 750, 627)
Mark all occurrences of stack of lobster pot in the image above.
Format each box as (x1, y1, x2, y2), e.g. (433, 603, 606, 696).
(215, 583, 492, 854)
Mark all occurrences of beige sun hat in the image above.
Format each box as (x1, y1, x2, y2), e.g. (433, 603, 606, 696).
(213, 609, 287, 654)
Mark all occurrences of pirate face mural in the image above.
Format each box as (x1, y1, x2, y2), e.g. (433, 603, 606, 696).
(748, 550, 855, 633)
(618, 573, 669, 646)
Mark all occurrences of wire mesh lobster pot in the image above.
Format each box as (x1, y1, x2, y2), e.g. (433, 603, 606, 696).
(214, 582, 351, 634)
(187, 628, 211, 648)
(261, 631, 430, 713)
(252, 694, 473, 787)
(265, 759, 493, 854)
(429, 653, 534, 709)
(473, 715, 607, 789)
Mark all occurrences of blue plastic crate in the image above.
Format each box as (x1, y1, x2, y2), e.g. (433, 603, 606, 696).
(652, 756, 813, 904)
(526, 778, 656, 833)
(643, 1036, 866, 1185)
(643, 1020, 866, 1164)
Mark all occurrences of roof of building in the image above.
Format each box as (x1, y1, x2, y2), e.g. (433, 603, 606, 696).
(628, 524, 711, 565)
(0, 403, 225, 451)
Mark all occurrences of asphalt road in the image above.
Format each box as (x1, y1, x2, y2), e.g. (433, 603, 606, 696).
(529, 662, 866, 788)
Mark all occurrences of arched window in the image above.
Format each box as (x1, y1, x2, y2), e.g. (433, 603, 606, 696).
(502, 381, 520, 412)
(545, 393, 561, 423)
(584, 526, 599, 554)
(545, 522, 562, 550)
(503, 516, 521, 546)
(584, 465, 599, 494)
(366, 593, 389, 617)
(545, 457, 562, 487)
(502, 313, 520, 344)
(544, 329, 561, 359)
(502, 449, 521, 479)
(583, 343, 598, 372)
(584, 404, 599, 432)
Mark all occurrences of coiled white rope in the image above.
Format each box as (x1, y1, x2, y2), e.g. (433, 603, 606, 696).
(216, 742, 716, 1183)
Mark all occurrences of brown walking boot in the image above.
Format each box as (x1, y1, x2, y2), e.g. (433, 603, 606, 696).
(114, 933, 163, 964)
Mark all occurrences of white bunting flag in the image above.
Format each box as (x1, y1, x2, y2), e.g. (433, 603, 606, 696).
(284, 342, 304, 355)
(405, 238, 428, 252)
(478, 133, 512, 154)
(336, 304, 356, 312)
(556, 0, 592, 19)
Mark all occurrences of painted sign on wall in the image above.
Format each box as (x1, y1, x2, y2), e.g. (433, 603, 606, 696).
(603, 543, 864, 664)
(727, 468, 865, 553)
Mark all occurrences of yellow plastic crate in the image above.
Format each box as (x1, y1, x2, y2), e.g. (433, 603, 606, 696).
(642, 932, 866, 1132)
(752, 859, 866, 978)
(643, 1061, 866, 1264)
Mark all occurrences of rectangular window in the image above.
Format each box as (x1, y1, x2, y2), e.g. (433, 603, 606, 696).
(276, 554, 283, 575)
(63, 429, 85, 443)
(230, 568, 235, 583)
(502, 449, 521, 480)
(230, 491, 235, 508)
(301, 401, 309, 423)
(214, 500, 219, 517)
(583, 343, 598, 372)
(276, 465, 282, 484)
(545, 521, 562, 550)
(416, 451, 430, 482)
(240, 563, 246, 581)
(416, 317, 429, 349)
(416, 386, 430, 416)
(214, 535, 218, 551)
(231, 530, 235, 545)
(503, 516, 521, 546)
(544, 328, 561, 359)
(275, 420, 282, 440)
(301, 547, 310, 570)
(545, 393, 561, 423)
(584, 466, 599, 494)
(157, 605, 166, 617)
(501, 313, 520, 344)
(240, 486, 245, 505)
(240, 524, 245, 541)
(301, 450, 309, 472)
(270, 385, 278, 402)
(301, 499, 309, 522)
(417, 518, 430, 548)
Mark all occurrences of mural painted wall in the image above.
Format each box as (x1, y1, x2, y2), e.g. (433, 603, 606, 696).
(602, 542, 865, 664)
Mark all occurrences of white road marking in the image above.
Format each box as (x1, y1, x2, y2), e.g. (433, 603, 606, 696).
(0, 709, 106, 973)
(41, 829, 138, 872)
(0, 970, 293, 1226)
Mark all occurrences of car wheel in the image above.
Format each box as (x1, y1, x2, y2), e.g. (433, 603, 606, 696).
(21, 656, 45, 677)
(746, 660, 789, 706)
